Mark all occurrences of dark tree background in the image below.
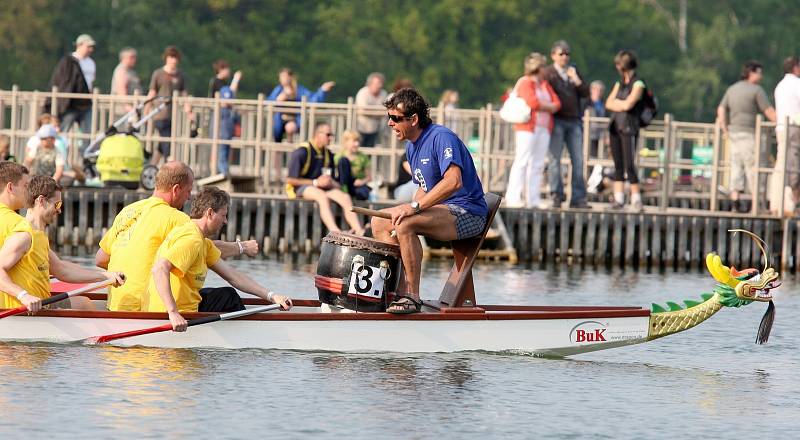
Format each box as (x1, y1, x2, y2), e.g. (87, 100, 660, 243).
(2, 0, 798, 121)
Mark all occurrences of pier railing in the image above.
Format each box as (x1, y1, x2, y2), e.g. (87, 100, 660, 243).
(0, 86, 790, 215)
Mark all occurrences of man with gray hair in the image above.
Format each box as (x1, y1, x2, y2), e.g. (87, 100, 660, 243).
(111, 47, 142, 97)
(355, 72, 387, 147)
(542, 40, 591, 209)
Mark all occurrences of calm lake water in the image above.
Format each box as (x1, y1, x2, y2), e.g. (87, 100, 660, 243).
(1, 257, 798, 439)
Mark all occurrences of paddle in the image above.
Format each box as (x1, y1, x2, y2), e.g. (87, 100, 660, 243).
(351, 207, 397, 237)
(84, 303, 282, 345)
(0, 278, 117, 319)
(352, 206, 391, 219)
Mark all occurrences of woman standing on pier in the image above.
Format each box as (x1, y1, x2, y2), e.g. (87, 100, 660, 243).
(504, 52, 560, 208)
(605, 50, 646, 211)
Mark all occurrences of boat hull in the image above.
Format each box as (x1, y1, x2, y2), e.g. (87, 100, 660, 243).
(0, 305, 650, 356)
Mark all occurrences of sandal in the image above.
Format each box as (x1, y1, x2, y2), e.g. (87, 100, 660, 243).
(386, 295, 423, 314)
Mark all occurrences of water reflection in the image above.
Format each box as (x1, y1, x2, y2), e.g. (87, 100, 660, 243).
(93, 346, 203, 423)
(310, 354, 476, 392)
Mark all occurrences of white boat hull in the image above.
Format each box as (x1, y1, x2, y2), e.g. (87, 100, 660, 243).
(0, 306, 651, 356)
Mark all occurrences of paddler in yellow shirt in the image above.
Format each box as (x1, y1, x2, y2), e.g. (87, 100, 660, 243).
(0, 169, 124, 311)
(146, 187, 291, 331)
(95, 161, 259, 311)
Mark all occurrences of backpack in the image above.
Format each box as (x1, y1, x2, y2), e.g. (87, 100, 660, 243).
(639, 85, 659, 127)
(284, 142, 333, 198)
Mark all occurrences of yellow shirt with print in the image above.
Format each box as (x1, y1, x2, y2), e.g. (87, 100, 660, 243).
(144, 221, 221, 313)
(100, 197, 190, 311)
(0, 204, 50, 309)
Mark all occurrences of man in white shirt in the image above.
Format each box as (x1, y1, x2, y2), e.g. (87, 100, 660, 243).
(771, 56, 800, 215)
(354, 72, 387, 147)
(45, 34, 96, 156)
(73, 34, 96, 90)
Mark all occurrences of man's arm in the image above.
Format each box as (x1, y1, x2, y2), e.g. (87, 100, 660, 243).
(95, 248, 110, 269)
(391, 165, 462, 226)
(0, 232, 41, 312)
(213, 240, 259, 259)
(765, 107, 777, 123)
(48, 250, 124, 285)
(716, 105, 728, 135)
(53, 163, 64, 183)
(151, 257, 188, 331)
(210, 260, 292, 309)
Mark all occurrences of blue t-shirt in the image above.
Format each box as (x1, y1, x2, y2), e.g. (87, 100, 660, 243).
(406, 124, 487, 216)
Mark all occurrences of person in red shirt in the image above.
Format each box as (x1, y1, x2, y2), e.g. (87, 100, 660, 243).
(504, 53, 561, 208)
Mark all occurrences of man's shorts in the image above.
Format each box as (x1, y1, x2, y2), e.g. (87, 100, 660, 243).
(446, 204, 486, 240)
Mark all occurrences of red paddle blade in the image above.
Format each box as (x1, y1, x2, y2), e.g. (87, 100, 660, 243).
(0, 306, 28, 319)
(83, 323, 173, 345)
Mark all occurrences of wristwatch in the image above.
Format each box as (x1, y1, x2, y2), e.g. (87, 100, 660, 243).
(410, 200, 421, 213)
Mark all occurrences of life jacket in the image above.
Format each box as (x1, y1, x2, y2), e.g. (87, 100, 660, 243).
(285, 141, 332, 199)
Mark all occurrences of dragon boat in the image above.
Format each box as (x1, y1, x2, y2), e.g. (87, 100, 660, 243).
(0, 194, 779, 355)
(0, 250, 779, 355)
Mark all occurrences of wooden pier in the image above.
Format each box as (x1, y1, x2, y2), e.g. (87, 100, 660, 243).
(53, 188, 799, 273)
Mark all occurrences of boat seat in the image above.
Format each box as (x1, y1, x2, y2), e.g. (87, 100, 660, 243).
(432, 192, 502, 309)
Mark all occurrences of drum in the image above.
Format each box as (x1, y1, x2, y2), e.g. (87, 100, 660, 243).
(315, 231, 402, 312)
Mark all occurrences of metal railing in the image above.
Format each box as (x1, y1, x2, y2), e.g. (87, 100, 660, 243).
(0, 86, 791, 216)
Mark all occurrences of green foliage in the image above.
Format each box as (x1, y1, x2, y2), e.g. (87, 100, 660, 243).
(1, 0, 798, 121)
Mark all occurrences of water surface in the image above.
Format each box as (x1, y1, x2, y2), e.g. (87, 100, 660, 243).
(1, 259, 797, 439)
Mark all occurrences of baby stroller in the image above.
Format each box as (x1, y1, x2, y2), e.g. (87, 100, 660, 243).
(83, 96, 169, 190)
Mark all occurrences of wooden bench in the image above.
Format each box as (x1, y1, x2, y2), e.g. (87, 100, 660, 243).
(427, 192, 502, 309)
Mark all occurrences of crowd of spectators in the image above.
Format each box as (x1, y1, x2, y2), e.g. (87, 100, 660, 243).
(9, 32, 800, 217)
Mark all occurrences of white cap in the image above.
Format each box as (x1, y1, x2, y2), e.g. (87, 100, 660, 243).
(36, 124, 58, 139)
(75, 34, 96, 46)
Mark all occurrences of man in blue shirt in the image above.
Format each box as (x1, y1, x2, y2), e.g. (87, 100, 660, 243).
(372, 88, 488, 314)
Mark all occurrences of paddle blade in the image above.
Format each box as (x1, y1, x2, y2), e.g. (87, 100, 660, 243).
(84, 323, 173, 345)
(755, 300, 775, 345)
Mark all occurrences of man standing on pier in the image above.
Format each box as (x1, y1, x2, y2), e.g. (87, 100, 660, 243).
(371, 88, 487, 314)
(716, 60, 776, 212)
(95, 161, 258, 311)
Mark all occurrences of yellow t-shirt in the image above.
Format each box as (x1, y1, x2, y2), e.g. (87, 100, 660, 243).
(144, 221, 221, 313)
(0, 204, 50, 309)
(100, 197, 190, 311)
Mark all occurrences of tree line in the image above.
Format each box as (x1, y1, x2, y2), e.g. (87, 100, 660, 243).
(2, 0, 798, 122)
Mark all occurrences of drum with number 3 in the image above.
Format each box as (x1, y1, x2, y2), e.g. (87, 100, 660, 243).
(315, 231, 402, 312)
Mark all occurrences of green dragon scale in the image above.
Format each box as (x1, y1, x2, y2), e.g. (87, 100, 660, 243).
(647, 253, 779, 341)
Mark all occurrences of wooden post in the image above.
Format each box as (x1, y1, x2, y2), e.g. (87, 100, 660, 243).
(752, 114, 763, 215)
(299, 96, 308, 142)
(346, 96, 354, 130)
(90, 87, 100, 150)
(169, 90, 179, 162)
(710, 117, 721, 212)
(211, 91, 221, 175)
(583, 108, 591, 187)
(10, 86, 18, 148)
(660, 113, 673, 211)
(255, 93, 265, 190)
(49, 85, 58, 116)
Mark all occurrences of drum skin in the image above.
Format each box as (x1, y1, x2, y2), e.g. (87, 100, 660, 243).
(316, 232, 401, 312)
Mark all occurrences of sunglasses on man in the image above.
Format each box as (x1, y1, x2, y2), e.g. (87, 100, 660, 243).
(387, 113, 413, 123)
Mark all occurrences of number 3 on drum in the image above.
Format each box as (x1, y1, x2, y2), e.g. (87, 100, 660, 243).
(348, 263, 385, 299)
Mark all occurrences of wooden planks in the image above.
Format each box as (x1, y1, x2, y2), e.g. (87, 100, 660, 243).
(51, 188, 795, 271)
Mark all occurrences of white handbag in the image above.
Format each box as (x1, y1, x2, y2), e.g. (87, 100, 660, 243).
(499, 85, 531, 124)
